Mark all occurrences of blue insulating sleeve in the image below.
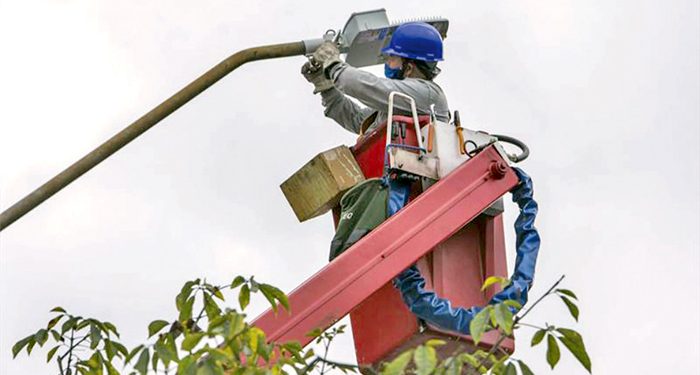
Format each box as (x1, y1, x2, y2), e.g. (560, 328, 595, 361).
(386, 178, 411, 216)
(487, 167, 540, 306)
(392, 167, 540, 335)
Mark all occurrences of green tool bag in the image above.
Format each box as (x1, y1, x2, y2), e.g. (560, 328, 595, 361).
(329, 178, 389, 261)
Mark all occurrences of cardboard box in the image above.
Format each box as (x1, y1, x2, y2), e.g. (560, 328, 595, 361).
(281, 145, 365, 222)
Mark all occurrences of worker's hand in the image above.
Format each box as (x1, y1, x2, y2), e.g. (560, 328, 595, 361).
(311, 41, 342, 79)
(301, 60, 333, 94)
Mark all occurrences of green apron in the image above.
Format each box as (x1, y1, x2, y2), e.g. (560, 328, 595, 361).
(329, 178, 389, 261)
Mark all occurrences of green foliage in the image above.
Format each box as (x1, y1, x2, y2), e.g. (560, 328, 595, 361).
(481, 276, 510, 292)
(13, 274, 592, 375)
(12, 276, 311, 375)
(12, 307, 129, 375)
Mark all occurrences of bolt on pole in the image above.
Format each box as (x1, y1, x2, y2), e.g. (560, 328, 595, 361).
(0, 41, 307, 231)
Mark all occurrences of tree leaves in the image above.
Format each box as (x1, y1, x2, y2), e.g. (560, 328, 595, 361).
(556, 328, 592, 373)
(556, 288, 578, 300)
(413, 345, 437, 375)
(546, 334, 560, 369)
(259, 283, 290, 314)
(148, 320, 170, 338)
(382, 350, 413, 375)
(239, 284, 251, 311)
(231, 276, 245, 289)
(518, 360, 535, 375)
(182, 332, 205, 352)
(560, 296, 580, 322)
(134, 347, 150, 374)
(492, 303, 514, 335)
(13, 275, 593, 375)
(481, 276, 510, 292)
(469, 307, 491, 344)
(531, 329, 546, 346)
(12, 335, 33, 358)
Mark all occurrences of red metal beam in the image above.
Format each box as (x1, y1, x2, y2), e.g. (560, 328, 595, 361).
(253, 146, 519, 345)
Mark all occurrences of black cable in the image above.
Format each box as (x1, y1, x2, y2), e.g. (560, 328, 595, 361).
(492, 134, 530, 162)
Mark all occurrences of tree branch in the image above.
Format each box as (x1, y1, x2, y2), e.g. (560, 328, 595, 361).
(514, 274, 565, 324)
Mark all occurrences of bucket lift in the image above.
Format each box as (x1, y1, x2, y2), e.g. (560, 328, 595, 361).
(257, 88, 531, 368)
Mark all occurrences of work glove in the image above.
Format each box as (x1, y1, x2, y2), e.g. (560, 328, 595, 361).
(311, 41, 342, 79)
(301, 61, 333, 94)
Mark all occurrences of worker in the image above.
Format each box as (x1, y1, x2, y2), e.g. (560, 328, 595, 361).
(302, 22, 450, 135)
(304, 23, 450, 261)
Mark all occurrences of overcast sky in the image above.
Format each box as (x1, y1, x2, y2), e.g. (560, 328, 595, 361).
(1, 0, 698, 374)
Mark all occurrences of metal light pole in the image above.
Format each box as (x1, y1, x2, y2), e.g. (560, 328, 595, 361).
(0, 42, 306, 231)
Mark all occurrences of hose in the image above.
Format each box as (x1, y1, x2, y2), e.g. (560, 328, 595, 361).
(492, 134, 530, 163)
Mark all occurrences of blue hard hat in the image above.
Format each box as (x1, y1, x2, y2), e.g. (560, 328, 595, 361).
(381, 22, 444, 62)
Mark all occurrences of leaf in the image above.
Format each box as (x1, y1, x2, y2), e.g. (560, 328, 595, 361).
(259, 284, 279, 313)
(47, 315, 63, 330)
(560, 296, 580, 321)
(457, 353, 481, 369)
(148, 320, 170, 339)
(226, 312, 245, 339)
(26, 340, 36, 355)
(249, 277, 259, 292)
(76, 319, 90, 331)
(556, 288, 578, 300)
(382, 350, 413, 375)
(182, 332, 205, 352)
(518, 360, 535, 375)
(445, 357, 463, 375)
(105, 361, 120, 375)
(134, 347, 150, 374)
(413, 345, 437, 375)
(50, 306, 67, 314)
(155, 339, 175, 367)
(489, 357, 506, 375)
(481, 276, 509, 291)
(152, 350, 160, 372)
(493, 303, 514, 334)
(12, 335, 33, 358)
(178, 356, 197, 375)
(103, 322, 120, 338)
(50, 330, 62, 342)
(556, 328, 592, 373)
(502, 300, 522, 310)
(546, 334, 561, 369)
(239, 284, 250, 310)
(231, 276, 245, 289)
(46, 345, 60, 363)
(531, 329, 546, 346)
(469, 307, 491, 344)
(125, 344, 144, 364)
(425, 339, 446, 347)
(271, 287, 290, 312)
(89, 323, 102, 349)
(204, 294, 222, 321)
(61, 316, 79, 334)
(504, 363, 517, 375)
(112, 341, 129, 358)
(34, 329, 49, 346)
(179, 296, 195, 322)
(105, 339, 116, 361)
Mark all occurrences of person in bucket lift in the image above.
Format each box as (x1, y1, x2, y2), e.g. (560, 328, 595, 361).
(302, 22, 450, 135)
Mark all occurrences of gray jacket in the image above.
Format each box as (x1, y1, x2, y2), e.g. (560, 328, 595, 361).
(320, 63, 450, 135)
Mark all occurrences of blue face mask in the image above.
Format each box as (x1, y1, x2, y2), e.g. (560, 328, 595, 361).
(384, 63, 405, 80)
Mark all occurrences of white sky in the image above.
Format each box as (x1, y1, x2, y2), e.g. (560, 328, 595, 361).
(1, 0, 698, 374)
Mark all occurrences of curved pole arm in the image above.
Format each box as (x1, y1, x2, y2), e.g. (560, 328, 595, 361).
(0, 41, 307, 231)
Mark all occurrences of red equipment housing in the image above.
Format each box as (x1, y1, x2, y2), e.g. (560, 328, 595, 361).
(253, 117, 517, 367)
